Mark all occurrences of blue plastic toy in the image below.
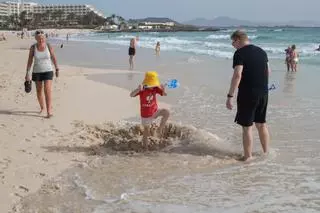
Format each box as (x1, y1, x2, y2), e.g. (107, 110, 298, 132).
(165, 79, 180, 89)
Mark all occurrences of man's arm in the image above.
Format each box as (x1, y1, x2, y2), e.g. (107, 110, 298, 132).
(227, 65, 243, 97)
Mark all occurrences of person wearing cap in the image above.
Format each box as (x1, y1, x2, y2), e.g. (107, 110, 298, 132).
(25, 30, 59, 118)
(130, 71, 170, 147)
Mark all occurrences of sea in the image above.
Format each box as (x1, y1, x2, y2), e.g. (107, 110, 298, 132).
(69, 27, 320, 64)
(15, 27, 320, 213)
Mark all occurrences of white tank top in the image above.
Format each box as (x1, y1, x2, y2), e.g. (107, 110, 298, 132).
(33, 44, 53, 73)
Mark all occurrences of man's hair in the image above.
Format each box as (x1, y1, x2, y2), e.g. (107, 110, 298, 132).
(230, 30, 248, 41)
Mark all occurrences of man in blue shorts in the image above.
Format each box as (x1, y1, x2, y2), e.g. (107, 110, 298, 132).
(226, 30, 270, 161)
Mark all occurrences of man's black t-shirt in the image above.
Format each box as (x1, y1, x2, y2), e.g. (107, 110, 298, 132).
(233, 44, 269, 96)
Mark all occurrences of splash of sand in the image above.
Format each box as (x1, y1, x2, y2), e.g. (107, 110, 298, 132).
(72, 121, 224, 153)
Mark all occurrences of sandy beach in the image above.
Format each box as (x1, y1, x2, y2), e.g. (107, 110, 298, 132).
(1, 28, 320, 213)
(0, 33, 150, 212)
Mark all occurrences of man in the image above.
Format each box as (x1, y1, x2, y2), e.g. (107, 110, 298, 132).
(226, 30, 270, 161)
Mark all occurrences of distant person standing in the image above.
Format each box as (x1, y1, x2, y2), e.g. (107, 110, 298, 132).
(66, 33, 70, 42)
(155, 41, 160, 56)
(290, 44, 299, 72)
(285, 46, 292, 72)
(226, 30, 270, 161)
(128, 37, 137, 70)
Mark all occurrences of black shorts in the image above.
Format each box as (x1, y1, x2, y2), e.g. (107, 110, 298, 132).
(32, 71, 53, 81)
(128, 47, 135, 56)
(235, 93, 268, 127)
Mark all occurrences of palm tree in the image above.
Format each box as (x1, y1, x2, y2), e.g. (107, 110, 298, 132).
(7, 14, 19, 29)
(67, 13, 76, 25)
(19, 10, 27, 28)
(67, 12, 76, 21)
(111, 14, 116, 23)
(45, 10, 51, 21)
(117, 15, 125, 23)
(83, 11, 97, 26)
(33, 13, 42, 27)
(56, 10, 64, 21)
(51, 10, 59, 23)
(106, 16, 115, 25)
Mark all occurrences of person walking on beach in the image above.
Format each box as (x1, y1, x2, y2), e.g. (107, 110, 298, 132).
(130, 71, 170, 148)
(128, 37, 137, 70)
(226, 30, 270, 161)
(25, 30, 60, 118)
(290, 44, 299, 72)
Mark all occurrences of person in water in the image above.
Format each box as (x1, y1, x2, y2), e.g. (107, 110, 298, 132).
(285, 46, 292, 72)
(290, 44, 299, 72)
(226, 30, 270, 161)
(155, 41, 160, 56)
(315, 45, 320, 51)
(130, 71, 170, 148)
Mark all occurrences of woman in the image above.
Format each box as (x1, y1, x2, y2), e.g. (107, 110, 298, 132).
(128, 37, 136, 70)
(290, 44, 299, 72)
(155, 41, 160, 56)
(25, 30, 59, 118)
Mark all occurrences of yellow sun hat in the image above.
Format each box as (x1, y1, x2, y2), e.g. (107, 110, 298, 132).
(142, 71, 160, 88)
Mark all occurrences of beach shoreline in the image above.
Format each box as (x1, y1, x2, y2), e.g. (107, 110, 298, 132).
(1, 28, 320, 213)
(0, 34, 163, 212)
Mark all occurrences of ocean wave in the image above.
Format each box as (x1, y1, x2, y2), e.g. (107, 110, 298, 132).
(61, 31, 320, 62)
(206, 34, 230, 39)
(206, 34, 258, 40)
(204, 42, 231, 48)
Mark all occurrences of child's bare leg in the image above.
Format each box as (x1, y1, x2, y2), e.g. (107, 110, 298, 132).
(155, 109, 170, 136)
(142, 125, 151, 148)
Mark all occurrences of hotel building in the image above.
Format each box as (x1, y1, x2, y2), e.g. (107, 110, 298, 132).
(0, 1, 105, 20)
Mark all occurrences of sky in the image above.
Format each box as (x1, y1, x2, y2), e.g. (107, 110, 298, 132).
(31, 0, 320, 23)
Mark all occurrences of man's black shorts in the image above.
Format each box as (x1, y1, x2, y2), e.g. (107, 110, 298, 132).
(235, 93, 268, 127)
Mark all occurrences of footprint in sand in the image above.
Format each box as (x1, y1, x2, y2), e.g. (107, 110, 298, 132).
(0, 158, 11, 171)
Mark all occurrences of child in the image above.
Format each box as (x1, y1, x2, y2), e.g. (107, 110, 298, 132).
(130, 71, 170, 147)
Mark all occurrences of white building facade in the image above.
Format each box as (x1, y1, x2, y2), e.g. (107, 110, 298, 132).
(33, 4, 105, 19)
(0, 1, 105, 19)
(0, 2, 8, 16)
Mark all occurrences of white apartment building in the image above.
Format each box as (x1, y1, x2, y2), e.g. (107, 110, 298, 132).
(33, 4, 105, 19)
(5, 1, 36, 16)
(0, 2, 8, 16)
(0, 2, 7, 24)
(0, 1, 105, 19)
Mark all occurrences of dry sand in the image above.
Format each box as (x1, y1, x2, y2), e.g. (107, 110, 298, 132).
(0, 33, 168, 212)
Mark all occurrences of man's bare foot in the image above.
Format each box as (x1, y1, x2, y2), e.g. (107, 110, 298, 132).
(46, 114, 53, 119)
(39, 109, 44, 114)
